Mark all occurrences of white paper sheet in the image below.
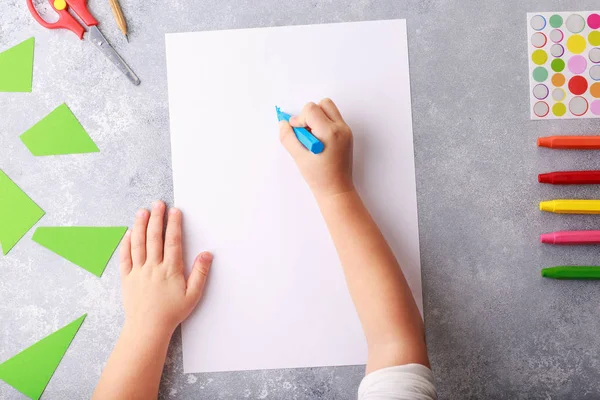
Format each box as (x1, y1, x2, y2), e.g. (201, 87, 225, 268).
(166, 19, 422, 374)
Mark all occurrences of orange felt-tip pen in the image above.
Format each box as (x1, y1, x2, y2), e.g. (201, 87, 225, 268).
(537, 136, 600, 149)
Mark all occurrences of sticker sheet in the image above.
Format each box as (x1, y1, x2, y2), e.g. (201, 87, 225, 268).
(527, 12, 600, 119)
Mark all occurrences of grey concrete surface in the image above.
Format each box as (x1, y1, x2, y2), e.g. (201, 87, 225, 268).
(2, 0, 600, 399)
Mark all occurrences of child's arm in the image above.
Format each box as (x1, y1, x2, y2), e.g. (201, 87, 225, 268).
(279, 99, 429, 374)
(92, 201, 213, 400)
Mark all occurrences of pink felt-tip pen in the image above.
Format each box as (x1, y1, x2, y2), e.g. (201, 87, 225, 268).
(540, 230, 600, 245)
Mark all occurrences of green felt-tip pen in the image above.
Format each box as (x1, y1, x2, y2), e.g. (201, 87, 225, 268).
(542, 266, 600, 280)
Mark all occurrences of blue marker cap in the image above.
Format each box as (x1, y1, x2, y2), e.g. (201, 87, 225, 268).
(276, 106, 324, 154)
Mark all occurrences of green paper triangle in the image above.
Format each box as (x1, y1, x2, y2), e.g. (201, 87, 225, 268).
(0, 169, 45, 255)
(32, 226, 127, 277)
(0, 314, 86, 400)
(0, 37, 34, 92)
(20, 104, 99, 156)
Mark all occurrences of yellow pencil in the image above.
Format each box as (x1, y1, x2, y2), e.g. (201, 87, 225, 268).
(108, 0, 129, 42)
(540, 199, 600, 214)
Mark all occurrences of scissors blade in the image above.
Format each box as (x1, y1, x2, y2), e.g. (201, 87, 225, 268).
(88, 26, 141, 86)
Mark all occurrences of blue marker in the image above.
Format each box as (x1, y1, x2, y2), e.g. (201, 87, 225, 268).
(276, 106, 324, 154)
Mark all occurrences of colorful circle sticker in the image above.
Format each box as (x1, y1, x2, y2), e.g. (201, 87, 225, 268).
(568, 55, 587, 74)
(588, 13, 600, 29)
(569, 96, 589, 116)
(532, 49, 548, 65)
(552, 88, 566, 101)
(551, 58, 565, 72)
(533, 67, 548, 82)
(531, 15, 547, 31)
(552, 73, 565, 86)
(591, 100, 600, 115)
(553, 102, 567, 116)
(533, 84, 549, 99)
(566, 14, 585, 33)
(568, 75, 588, 94)
(567, 35, 586, 54)
(590, 65, 600, 81)
(550, 14, 563, 28)
(533, 101, 549, 117)
(550, 29, 564, 43)
(591, 82, 600, 98)
(531, 32, 547, 48)
(590, 48, 600, 63)
(589, 31, 600, 47)
(550, 44, 564, 57)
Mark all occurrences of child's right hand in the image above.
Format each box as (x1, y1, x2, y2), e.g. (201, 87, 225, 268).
(279, 99, 354, 199)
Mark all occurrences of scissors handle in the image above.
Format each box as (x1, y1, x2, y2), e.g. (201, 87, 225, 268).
(65, 0, 98, 27)
(26, 0, 98, 40)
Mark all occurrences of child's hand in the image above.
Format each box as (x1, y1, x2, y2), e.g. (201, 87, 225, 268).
(119, 201, 213, 338)
(279, 99, 354, 199)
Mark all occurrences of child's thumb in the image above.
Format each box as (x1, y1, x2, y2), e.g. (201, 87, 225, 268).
(186, 252, 213, 306)
(279, 121, 305, 159)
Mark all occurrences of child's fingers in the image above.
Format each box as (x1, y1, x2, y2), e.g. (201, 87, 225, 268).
(119, 230, 132, 276)
(185, 252, 213, 307)
(131, 208, 149, 267)
(279, 121, 306, 159)
(289, 102, 333, 137)
(163, 207, 183, 271)
(146, 201, 166, 264)
(318, 98, 345, 123)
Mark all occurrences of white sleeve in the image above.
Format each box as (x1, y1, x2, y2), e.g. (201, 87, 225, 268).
(358, 364, 437, 400)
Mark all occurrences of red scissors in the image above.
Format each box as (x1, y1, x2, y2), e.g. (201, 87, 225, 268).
(27, 0, 140, 85)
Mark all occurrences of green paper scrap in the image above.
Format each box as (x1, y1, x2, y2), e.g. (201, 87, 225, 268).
(0, 314, 86, 400)
(32, 226, 127, 277)
(0, 37, 34, 92)
(0, 170, 45, 255)
(20, 104, 99, 156)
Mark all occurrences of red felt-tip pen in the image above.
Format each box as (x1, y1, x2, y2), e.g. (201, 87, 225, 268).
(538, 170, 600, 185)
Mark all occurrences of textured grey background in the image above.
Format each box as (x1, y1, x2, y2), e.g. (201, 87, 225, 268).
(2, 0, 600, 399)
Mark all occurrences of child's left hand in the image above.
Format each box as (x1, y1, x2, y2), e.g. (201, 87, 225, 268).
(119, 201, 213, 338)
(93, 201, 211, 399)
